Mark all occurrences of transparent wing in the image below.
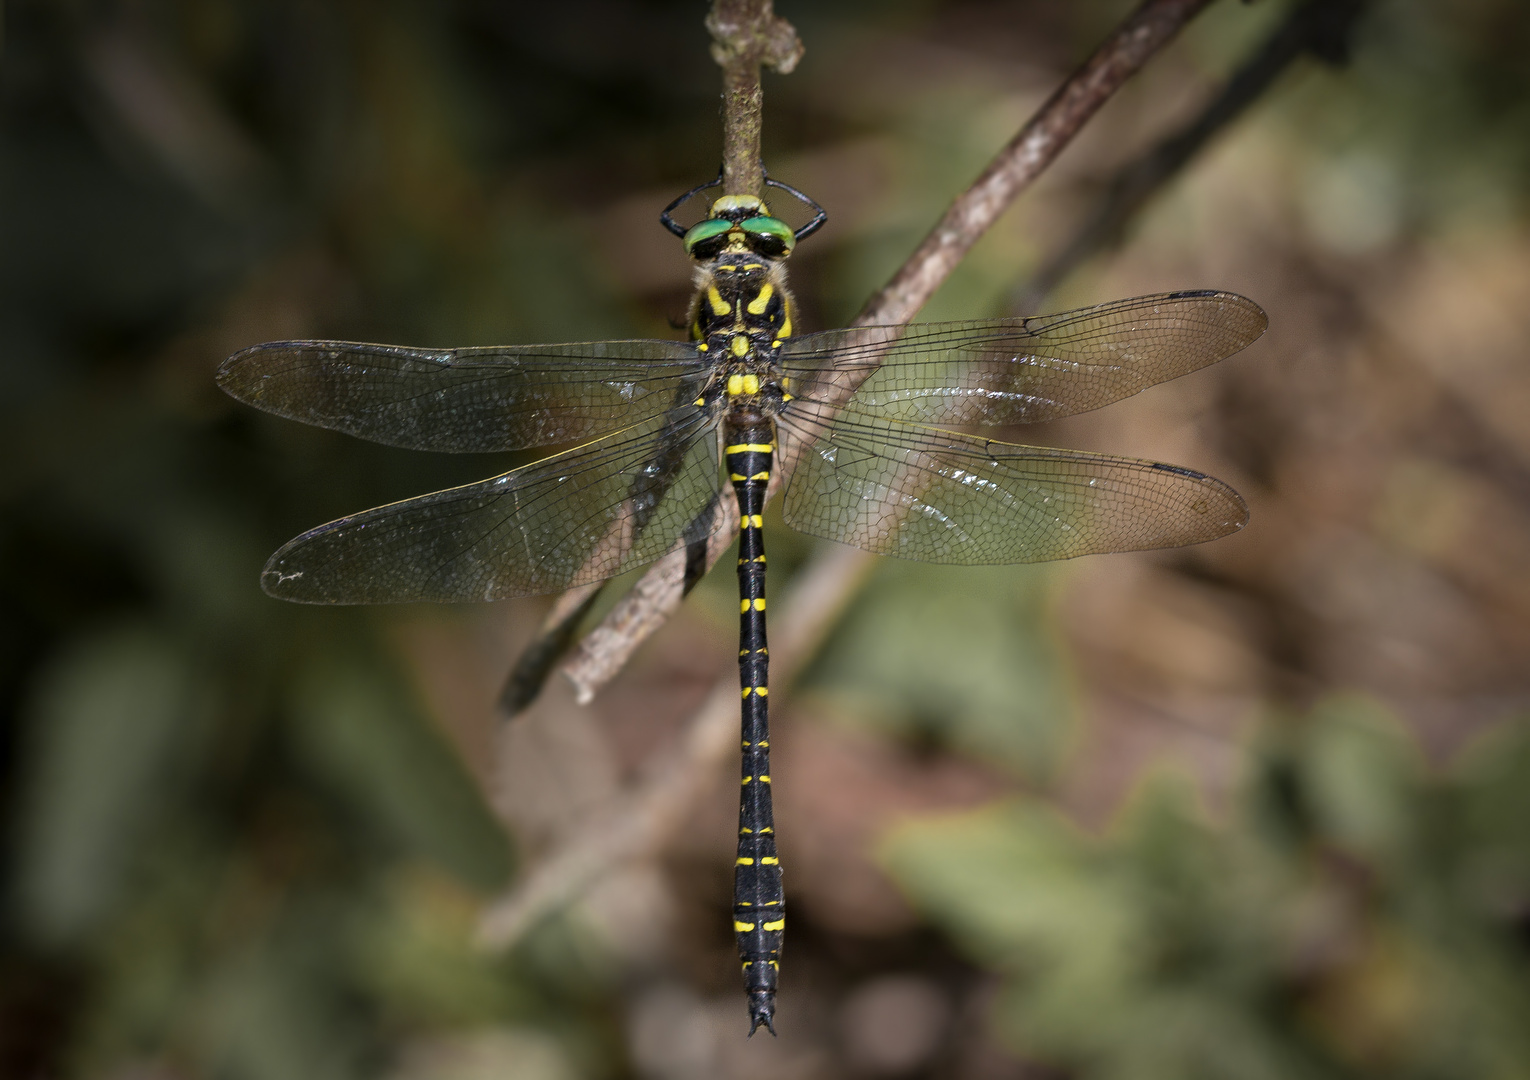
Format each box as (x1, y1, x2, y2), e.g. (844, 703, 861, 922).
(778, 291, 1266, 427)
(218, 339, 707, 452)
(777, 402, 1246, 563)
(261, 408, 722, 603)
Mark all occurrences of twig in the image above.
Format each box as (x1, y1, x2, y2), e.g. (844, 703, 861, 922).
(501, 3, 801, 719)
(497, 583, 605, 715)
(478, 543, 875, 948)
(559, 0, 1216, 703)
(707, 0, 804, 198)
(857, 0, 1215, 327)
(1015, 0, 1368, 311)
(561, 512, 736, 704)
(508, 1, 801, 711)
(556, 0, 803, 702)
(480, 0, 1219, 951)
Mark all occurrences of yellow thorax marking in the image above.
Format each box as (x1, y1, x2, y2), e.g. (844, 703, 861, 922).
(730, 334, 749, 357)
(707, 285, 731, 316)
(747, 283, 775, 315)
(741, 373, 760, 394)
(727, 373, 744, 396)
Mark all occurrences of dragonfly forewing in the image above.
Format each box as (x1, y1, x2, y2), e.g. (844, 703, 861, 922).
(778, 291, 1266, 429)
(217, 339, 707, 453)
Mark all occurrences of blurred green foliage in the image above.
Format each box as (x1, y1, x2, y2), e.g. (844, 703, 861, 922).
(883, 698, 1530, 1080)
(1, 4, 711, 1074)
(805, 561, 1075, 780)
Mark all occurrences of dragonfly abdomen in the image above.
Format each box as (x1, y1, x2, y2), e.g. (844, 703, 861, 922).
(726, 418, 783, 1036)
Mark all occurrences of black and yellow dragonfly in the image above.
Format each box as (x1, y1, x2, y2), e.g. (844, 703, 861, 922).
(217, 175, 1266, 1035)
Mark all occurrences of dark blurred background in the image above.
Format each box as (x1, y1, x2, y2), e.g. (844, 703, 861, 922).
(4, 1, 1530, 1077)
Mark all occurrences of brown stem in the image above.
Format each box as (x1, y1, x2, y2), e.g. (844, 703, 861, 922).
(478, 544, 875, 949)
(497, 583, 605, 715)
(560, 0, 1214, 702)
(481, 1, 1227, 952)
(858, 0, 1215, 327)
(707, 0, 803, 197)
(1015, 0, 1367, 311)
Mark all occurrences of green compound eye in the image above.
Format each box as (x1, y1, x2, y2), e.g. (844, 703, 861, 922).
(682, 218, 736, 257)
(741, 216, 795, 254)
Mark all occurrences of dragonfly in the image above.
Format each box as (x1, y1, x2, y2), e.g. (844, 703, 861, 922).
(217, 173, 1267, 1035)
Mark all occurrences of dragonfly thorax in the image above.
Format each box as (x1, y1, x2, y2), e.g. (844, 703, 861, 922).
(690, 258, 794, 346)
(689, 254, 795, 424)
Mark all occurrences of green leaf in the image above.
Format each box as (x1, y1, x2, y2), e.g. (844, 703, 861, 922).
(289, 651, 513, 892)
(880, 799, 1135, 980)
(807, 559, 1074, 776)
(1301, 695, 1423, 868)
(14, 624, 200, 944)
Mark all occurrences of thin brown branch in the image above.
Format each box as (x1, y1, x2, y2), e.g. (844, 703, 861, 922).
(563, 509, 736, 703)
(857, 0, 1215, 327)
(558, 0, 1214, 703)
(1015, 0, 1367, 311)
(497, 583, 605, 715)
(481, 1, 1224, 953)
(707, 0, 803, 197)
(553, 1, 802, 702)
(478, 543, 875, 949)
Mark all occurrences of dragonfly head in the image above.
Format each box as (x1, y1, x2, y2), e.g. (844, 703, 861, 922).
(683, 195, 796, 261)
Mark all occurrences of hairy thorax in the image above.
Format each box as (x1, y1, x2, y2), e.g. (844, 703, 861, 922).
(690, 251, 796, 422)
